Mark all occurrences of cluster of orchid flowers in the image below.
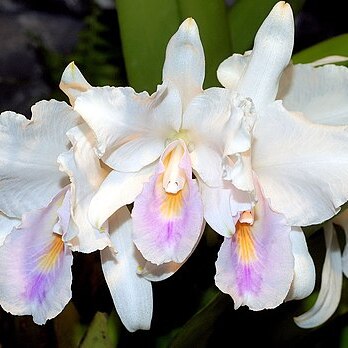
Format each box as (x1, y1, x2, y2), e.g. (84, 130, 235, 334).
(0, 1, 348, 332)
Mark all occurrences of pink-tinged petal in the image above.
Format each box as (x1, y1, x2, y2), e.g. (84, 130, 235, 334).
(200, 179, 252, 237)
(215, 178, 293, 310)
(59, 62, 92, 106)
(278, 63, 348, 126)
(74, 84, 181, 171)
(0, 212, 20, 246)
(294, 223, 342, 328)
(58, 123, 112, 252)
(101, 206, 153, 332)
(237, 1, 294, 109)
(285, 227, 315, 301)
(89, 164, 155, 229)
(0, 100, 81, 217)
(163, 18, 204, 111)
(253, 101, 348, 226)
(140, 221, 207, 281)
(132, 140, 204, 264)
(0, 187, 73, 325)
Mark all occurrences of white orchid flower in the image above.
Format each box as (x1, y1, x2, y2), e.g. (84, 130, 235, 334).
(70, 18, 254, 270)
(213, 0, 348, 311)
(0, 100, 152, 331)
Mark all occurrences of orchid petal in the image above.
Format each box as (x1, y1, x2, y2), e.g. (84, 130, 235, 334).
(59, 62, 92, 106)
(253, 101, 348, 226)
(237, 1, 294, 109)
(200, 179, 252, 237)
(89, 164, 155, 229)
(0, 187, 73, 325)
(0, 100, 80, 217)
(132, 140, 204, 264)
(140, 220, 206, 281)
(0, 212, 20, 246)
(101, 206, 153, 332)
(278, 63, 348, 126)
(217, 51, 251, 90)
(286, 227, 315, 301)
(294, 223, 342, 328)
(223, 151, 254, 193)
(163, 18, 204, 111)
(331, 209, 348, 277)
(215, 178, 293, 310)
(74, 85, 181, 171)
(58, 123, 112, 252)
(140, 261, 183, 282)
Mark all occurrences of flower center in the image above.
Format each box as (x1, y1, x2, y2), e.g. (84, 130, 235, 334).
(162, 142, 186, 194)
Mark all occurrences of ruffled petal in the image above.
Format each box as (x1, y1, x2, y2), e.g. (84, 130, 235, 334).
(89, 164, 155, 229)
(278, 63, 348, 125)
(163, 18, 204, 111)
(294, 223, 342, 328)
(200, 179, 252, 237)
(237, 1, 294, 109)
(58, 123, 112, 252)
(215, 178, 293, 310)
(0, 212, 20, 246)
(0, 100, 81, 217)
(252, 101, 348, 226)
(74, 85, 181, 171)
(285, 227, 315, 301)
(59, 61, 92, 106)
(101, 206, 153, 332)
(132, 140, 204, 264)
(0, 187, 73, 325)
(140, 221, 206, 281)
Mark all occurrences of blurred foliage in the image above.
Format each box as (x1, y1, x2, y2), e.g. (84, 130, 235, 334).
(292, 33, 348, 65)
(37, 3, 126, 102)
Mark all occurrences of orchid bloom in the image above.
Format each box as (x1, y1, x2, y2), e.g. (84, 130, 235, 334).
(69, 18, 254, 272)
(276, 53, 348, 329)
(0, 100, 153, 331)
(213, 0, 348, 311)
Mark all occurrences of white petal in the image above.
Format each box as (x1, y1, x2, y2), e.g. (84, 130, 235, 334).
(331, 208, 348, 277)
(74, 85, 181, 171)
(285, 227, 315, 301)
(200, 179, 252, 237)
(0, 212, 20, 246)
(59, 62, 92, 106)
(0, 100, 81, 217)
(294, 223, 342, 328)
(101, 206, 153, 332)
(217, 51, 251, 90)
(278, 63, 348, 125)
(253, 101, 348, 226)
(89, 164, 155, 228)
(58, 123, 112, 252)
(237, 1, 294, 109)
(163, 18, 204, 111)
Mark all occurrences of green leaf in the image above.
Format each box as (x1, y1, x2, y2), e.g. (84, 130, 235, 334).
(54, 302, 87, 348)
(168, 291, 230, 348)
(227, 0, 305, 54)
(79, 312, 116, 348)
(292, 34, 348, 64)
(116, 0, 180, 93)
(177, 0, 232, 87)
